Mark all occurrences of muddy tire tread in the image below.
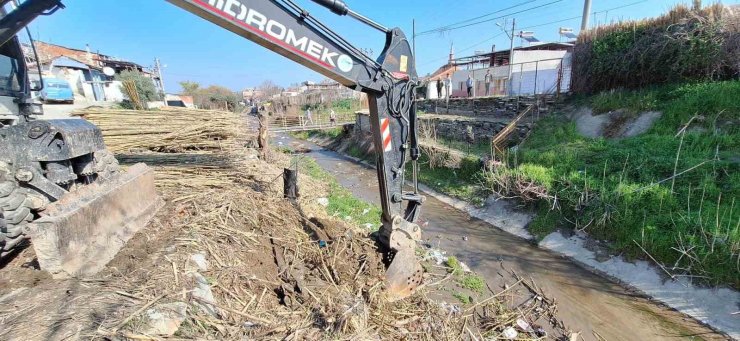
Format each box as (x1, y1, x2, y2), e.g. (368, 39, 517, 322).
(0, 178, 34, 256)
(94, 150, 120, 181)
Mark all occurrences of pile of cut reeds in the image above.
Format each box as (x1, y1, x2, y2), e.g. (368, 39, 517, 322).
(73, 107, 244, 153)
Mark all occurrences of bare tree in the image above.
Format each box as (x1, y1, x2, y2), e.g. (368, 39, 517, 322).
(258, 80, 282, 98)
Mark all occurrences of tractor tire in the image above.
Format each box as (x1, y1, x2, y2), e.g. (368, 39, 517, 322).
(0, 174, 34, 258)
(94, 149, 120, 181)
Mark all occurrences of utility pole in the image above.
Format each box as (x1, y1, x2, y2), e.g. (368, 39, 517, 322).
(412, 19, 416, 59)
(507, 18, 515, 97)
(581, 0, 592, 31)
(155, 58, 168, 107)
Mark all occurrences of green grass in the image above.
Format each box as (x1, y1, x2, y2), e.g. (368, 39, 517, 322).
(459, 274, 485, 293)
(345, 145, 366, 160)
(293, 156, 382, 230)
(290, 127, 344, 141)
(434, 136, 492, 157)
(487, 81, 739, 288)
(413, 152, 485, 204)
(445, 256, 464, 276)
(293, 81, 740, 288)
(452, 292, 471, 304)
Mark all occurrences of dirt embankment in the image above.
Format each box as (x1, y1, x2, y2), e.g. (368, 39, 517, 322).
(0, 109, 565, 340)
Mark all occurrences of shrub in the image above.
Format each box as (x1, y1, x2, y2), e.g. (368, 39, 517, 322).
(572, 4, 738, 93)
(115, 70, 161, 103)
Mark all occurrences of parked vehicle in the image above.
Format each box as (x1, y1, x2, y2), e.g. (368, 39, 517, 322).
(40, 78, 74, 104)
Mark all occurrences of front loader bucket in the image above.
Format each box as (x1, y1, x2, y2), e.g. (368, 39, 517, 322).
(27, 164, 163, 279)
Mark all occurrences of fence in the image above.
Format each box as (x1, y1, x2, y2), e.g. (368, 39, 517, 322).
(268, 110, 355, 132)
(426, 56, 572, 99)
(506, 57, 572, 97)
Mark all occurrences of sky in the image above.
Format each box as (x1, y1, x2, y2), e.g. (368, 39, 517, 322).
(26, 0, 739, 93)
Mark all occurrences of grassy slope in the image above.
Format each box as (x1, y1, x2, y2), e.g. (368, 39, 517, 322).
(414, 153, 485, 204)
(293, 155, 382, 230)
(505, 81, 739, 288)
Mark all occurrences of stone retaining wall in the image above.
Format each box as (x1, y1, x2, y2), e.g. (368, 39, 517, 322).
(419, 117, 533, 143)
(416, 96, 556, 118)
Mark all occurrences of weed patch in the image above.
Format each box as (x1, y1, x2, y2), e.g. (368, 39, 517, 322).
(445, 256, 464, 276)
(293, 156, 382, 230)
(453, 292, 471, 304)
(460, 275, 485, 293)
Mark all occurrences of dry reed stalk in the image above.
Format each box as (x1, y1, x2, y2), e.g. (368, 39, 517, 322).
(73, 108, 245, 153)
(122, 81, 143, 110)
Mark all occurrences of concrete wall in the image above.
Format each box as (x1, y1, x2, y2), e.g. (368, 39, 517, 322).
(355, 111, 372, 133)
(509, 51, 571, 95)
(356, 105, 538, 144)
(104, 81, 125, 102)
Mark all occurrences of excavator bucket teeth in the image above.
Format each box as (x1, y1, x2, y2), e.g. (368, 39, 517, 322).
(385, 248, 424, 302)
(27, 164, 163, 279)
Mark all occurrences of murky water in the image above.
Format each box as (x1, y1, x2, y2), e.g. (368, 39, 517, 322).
(278, 135, 724, 340)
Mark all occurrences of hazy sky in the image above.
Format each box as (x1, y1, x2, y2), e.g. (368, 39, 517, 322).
(26, 0, 739, 92)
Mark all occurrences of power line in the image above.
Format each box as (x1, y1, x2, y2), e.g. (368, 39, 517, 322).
(418, 0, 651, 70)
(416, 0, 564, 37)
(519, 0, 649, 31)
(519, 15, 581, 30)
(419, 32, 506, 68)
(416, 0, 539, 36)
(593, 0, 648, 15)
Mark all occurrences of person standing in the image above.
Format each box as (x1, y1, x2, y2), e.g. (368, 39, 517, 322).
(484, 70, 493, 96)
(329, 109, 337, 126)
(436, 78, 443, 99)
(466, 74, 474, 97)
(305, 108, 313, 126)
(445, 74, 453, 99)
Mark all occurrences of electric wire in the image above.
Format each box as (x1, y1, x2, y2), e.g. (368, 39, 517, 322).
(415, 0, 564, 37)
(416, 0, 540, 36)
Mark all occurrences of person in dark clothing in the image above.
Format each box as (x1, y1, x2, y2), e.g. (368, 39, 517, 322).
(436, 78, 443, 99)
(466, 75, 474, 97)
(484, 70, 493, 96)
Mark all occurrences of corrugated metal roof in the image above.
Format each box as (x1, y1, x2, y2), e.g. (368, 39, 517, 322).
(51, 56, 90, 70)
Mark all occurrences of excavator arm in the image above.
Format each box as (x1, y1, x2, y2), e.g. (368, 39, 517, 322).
(166, 0, 425, 300)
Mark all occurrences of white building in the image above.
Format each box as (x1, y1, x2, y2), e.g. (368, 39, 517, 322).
(424, 42, 573, 99)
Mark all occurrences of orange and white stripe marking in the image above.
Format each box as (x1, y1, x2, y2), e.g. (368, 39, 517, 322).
(381, 118, 392, 152)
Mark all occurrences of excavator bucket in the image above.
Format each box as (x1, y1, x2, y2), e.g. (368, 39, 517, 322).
(26, 164, 163, 279)
(385, 248, 424, 302)
(383, 216, 424, 302)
